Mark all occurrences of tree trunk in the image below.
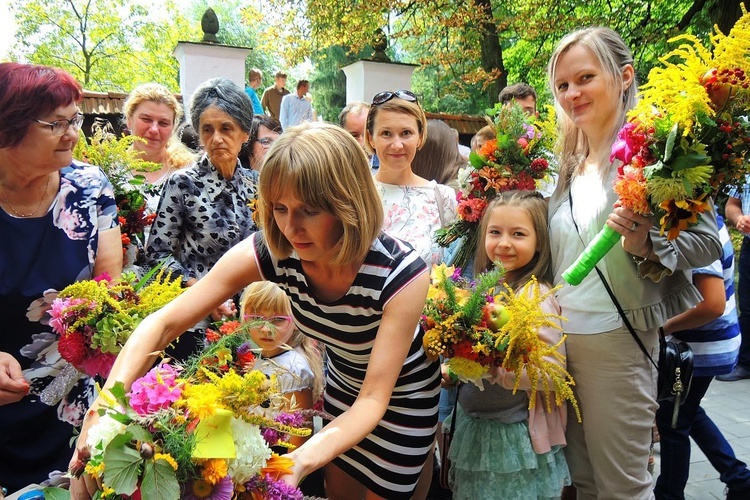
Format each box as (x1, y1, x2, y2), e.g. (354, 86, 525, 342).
(476, 0, 505, 106)
(711, 0, 749, 34)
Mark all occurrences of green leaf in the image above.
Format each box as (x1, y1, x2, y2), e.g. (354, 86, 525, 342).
(43, 487, 70, 500)
(140, 459, 181, 500)
(102, 437, 143, 495)
(126, 423, 154, 442)
(669, 153, 711, 171)
(663, 123, 679, 162)
(468, 150, 487, 168)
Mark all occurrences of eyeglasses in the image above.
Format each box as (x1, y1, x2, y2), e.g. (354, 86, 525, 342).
(35, 113, 84, 136)
(244, 314, 293, 329)
(257, 137, 275, 148)
(372, 90, 418, 106)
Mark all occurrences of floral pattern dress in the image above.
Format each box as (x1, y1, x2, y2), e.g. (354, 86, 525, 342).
(375, 180, 457, 267)
(0, 163, 118, 490)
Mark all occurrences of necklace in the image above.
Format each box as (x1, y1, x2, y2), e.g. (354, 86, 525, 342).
(1, 174, 51, 217)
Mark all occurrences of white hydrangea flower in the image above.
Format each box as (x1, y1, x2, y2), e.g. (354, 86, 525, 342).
(227, 416, 273, 483)
(457, 166, 473, 196)
(86, 412, 127, 453)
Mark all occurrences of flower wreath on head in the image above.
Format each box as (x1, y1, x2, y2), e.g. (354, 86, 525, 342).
(436, 101, 557, 271)
(563, 7, 750, 285)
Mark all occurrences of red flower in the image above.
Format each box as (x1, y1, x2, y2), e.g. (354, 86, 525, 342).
(58, 331, 88, 366)
(205, 328, 221, 343)
(530, 157, 549, 174)
(457, 198, 487, 223)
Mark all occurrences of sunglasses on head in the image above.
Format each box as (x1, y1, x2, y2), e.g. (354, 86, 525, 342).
(371, 90, 418, 106)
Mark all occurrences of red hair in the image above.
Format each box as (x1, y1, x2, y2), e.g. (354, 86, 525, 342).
(0, 62, 83, 148)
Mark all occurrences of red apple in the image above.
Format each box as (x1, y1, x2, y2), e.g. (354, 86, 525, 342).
(483, 302, 510, 331)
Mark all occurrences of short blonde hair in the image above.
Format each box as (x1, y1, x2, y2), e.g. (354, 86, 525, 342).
(239, 281, 324, 402)
(258, 122, 383, 265)
(364, 97, 427, 156)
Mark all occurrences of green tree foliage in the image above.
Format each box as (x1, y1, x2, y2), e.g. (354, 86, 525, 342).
(10, 0, 199, 91)
(262, 0, 742, 115)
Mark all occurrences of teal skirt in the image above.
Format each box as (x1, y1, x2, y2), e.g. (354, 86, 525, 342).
(447, 406, 570, 500)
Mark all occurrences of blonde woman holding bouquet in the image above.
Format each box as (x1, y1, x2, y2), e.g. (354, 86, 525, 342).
(547, 28, 721, 498)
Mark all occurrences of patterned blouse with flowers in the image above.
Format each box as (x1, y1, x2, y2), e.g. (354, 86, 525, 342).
(375, 179, 457, 267)
(0, 163, 118, 490)
(146, 155, 259, 282)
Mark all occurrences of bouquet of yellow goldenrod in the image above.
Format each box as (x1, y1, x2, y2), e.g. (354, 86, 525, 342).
(422, 264, 579, 419)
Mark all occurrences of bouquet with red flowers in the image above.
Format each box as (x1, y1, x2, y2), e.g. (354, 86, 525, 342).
(562, 9, 750, 285)
(436, 102, 556, 270)
(39, 269, 184, 407)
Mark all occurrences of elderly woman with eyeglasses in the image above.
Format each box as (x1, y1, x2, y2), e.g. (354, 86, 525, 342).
(365, 90, 458, 268)
(145, 77, 259, 360)
(241, 114, 283, 172)
(0, 62, 122, 492)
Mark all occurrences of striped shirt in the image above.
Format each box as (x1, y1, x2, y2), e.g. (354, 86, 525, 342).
(674, 216, 740, 376)
(251, 231, 440, 498)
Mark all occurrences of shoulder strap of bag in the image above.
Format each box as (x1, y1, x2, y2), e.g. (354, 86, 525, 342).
(567, 189, 659, 371)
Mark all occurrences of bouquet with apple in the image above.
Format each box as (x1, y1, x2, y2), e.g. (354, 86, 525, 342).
(421, 264, 578, 416)
(563, 8, 750, 286)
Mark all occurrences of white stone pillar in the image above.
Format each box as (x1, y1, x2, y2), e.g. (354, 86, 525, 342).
(341, 60, 418, 104)
(173, 41, 251, 109)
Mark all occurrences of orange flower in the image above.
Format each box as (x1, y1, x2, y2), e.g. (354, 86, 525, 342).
(260, 453, 295, 480)
(478, 138, 498, 160)
(613, 165, 650, 214)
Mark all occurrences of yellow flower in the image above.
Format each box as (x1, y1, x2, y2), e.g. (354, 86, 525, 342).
(177, 382, 223, 419)
(658, 194, 712, 240)
(154, 452, 178, 471)
(446, 357, 488, 382)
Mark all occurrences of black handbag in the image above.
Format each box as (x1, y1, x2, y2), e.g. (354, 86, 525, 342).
(656, 327, 694, 405)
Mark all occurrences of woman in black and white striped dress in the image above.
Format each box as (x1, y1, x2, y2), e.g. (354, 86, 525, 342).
(70, 122, 440, 500)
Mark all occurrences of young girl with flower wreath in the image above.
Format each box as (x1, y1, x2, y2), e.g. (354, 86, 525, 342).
(445, 190, 571, 499)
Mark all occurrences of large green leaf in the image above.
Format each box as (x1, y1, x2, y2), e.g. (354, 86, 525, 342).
(103, 435, 142, 495)
(140, 459, 181, 500)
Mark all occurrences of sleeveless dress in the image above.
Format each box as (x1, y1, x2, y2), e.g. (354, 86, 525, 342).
(252, 232, 441, 499)
(0, 163, 118, 491)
